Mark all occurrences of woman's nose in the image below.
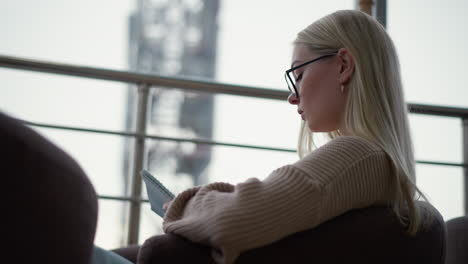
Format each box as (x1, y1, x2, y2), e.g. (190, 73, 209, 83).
(288, 93, 299, 105)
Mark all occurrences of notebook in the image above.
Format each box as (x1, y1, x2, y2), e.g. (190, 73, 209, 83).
(141, 169, 175, 218)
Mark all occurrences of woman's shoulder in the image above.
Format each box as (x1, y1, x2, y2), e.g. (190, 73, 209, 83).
(323, 135, 384, 154)
(300, 136, 385, 163)
(292, 136, 389, 184)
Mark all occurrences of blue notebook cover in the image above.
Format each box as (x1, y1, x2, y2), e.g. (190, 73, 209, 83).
(141, 170, 175, 218)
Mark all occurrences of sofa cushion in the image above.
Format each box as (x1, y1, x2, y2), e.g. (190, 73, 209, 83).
(137, 201, 445, 264)
(0, 112, 98, 264)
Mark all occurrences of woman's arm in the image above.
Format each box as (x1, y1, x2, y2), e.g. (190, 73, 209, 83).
(162, 136, 391, 264)
(162, 165, 323, 264)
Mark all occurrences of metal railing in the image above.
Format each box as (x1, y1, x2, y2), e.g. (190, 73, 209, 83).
(1, 54, 467, 245)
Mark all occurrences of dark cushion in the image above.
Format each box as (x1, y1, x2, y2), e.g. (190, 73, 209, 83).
(446, 215, 468, 264)
(138, 233, 213, 264)
(0, 112, 98, 264)
(112, 244, 141, 263)
(136, 201, 445, 264)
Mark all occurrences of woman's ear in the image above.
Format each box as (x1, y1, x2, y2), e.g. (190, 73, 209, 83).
(337, 48, 355, 85)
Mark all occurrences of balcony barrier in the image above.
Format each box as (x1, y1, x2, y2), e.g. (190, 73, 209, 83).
(1, 54, 467, 245)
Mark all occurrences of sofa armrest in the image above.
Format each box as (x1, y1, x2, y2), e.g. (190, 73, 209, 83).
(138, 234, 215, 264)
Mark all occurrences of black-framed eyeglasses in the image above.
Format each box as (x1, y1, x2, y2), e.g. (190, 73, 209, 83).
(285, 53, 337, 98)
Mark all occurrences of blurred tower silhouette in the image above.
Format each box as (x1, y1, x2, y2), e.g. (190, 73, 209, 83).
(121, 0, 219, 242)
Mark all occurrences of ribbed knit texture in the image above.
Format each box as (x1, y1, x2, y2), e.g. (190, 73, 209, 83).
(163, 136, 395, 264)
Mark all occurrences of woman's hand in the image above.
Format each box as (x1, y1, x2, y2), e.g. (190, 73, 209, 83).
(163, 200, 173, 211)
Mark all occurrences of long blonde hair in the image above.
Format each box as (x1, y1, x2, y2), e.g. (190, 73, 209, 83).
(295, 10, 427, 235)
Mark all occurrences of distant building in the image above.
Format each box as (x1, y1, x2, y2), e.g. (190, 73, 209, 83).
(121, 0, 219, 242)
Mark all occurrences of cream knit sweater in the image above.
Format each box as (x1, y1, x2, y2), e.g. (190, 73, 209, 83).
(163, 136, 395, 263)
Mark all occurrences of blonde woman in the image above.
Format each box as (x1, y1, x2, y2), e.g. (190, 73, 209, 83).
(163, 10, 427, 264)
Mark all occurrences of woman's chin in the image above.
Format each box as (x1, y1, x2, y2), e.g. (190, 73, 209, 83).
(306, 122, 319, 132)
(307, 122, 335, 133)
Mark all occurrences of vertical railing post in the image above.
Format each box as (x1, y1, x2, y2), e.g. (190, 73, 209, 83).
(127, 83, 150, 245)
(374, 0, 387, 27)
(463, 118, 468, 215)
(356, 0, 387, 28)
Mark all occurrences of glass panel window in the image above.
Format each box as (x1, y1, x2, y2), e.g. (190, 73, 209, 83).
(0, 70, 128, 132)
(409, 115, 463, 164)
(416, 164, 464, 221)
(217, 0, 355, 88)
(0, 0, 134, 70)
(139, 203, 164, 245)
(95, 200, 129, 249)
(388, 0, 468, 108)
(35, 127, 129, 197)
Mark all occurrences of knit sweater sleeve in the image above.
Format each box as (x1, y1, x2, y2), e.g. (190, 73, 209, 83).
(291, 136, 394, 222)
(162, 165, 323, 264)
(162, 136, 393, 264)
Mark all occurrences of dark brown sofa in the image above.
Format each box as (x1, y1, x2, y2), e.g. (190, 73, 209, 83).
(119, 200, 445, 264)
(0, 111, 448, 264)
(1, 112, 98, 264)
(446, 215, 468, 264)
